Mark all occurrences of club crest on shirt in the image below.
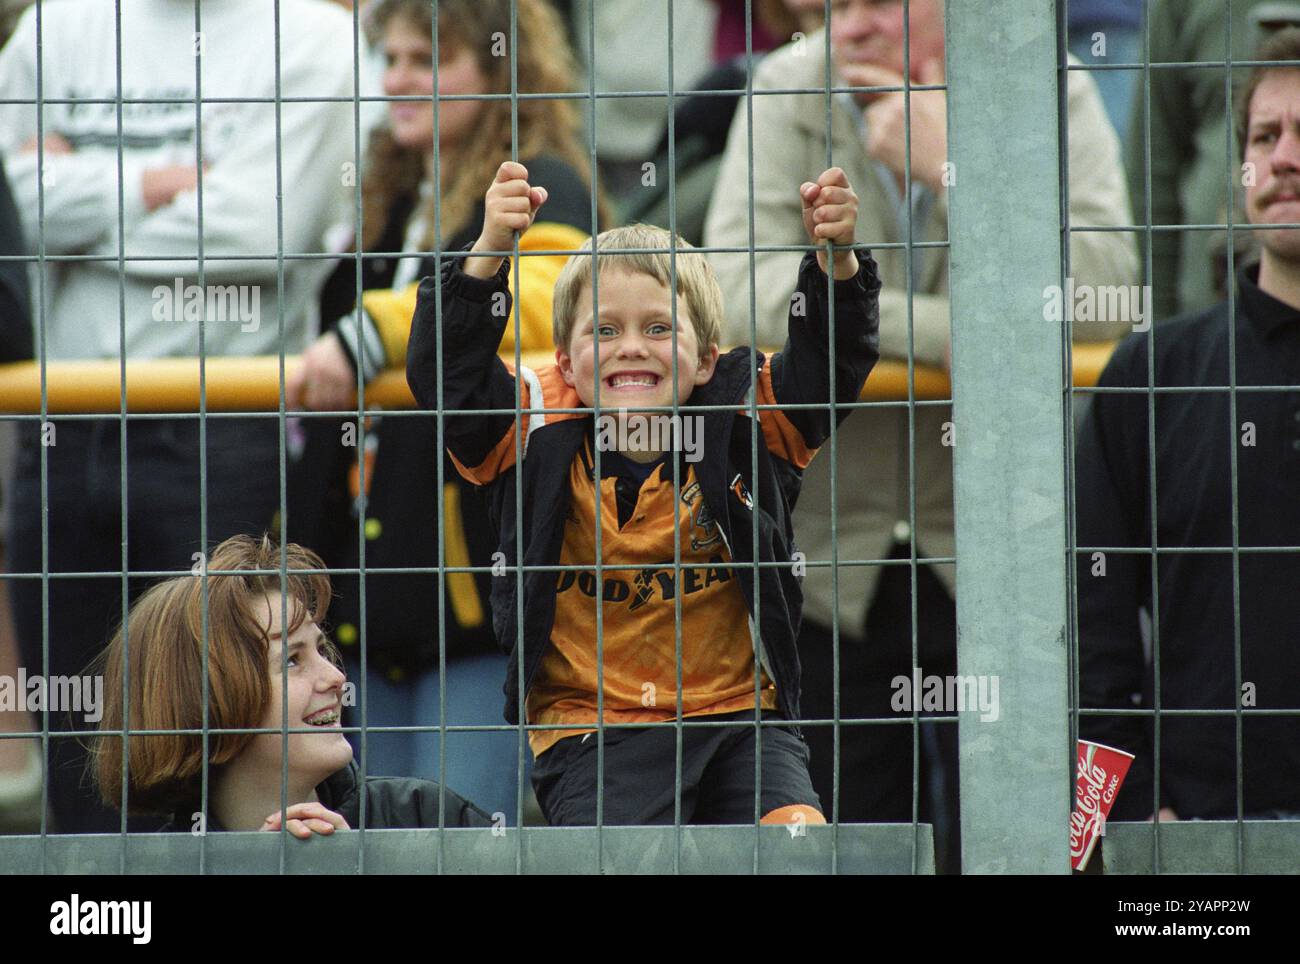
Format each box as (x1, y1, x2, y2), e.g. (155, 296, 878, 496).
(680, 480, 723, 551)
(729, 473, 754, 511)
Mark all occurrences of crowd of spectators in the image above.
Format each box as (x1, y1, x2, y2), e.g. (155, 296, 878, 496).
(0, 0, 1295, 874)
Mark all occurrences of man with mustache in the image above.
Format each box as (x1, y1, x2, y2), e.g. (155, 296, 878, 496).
(1077, 28, 1300, 824)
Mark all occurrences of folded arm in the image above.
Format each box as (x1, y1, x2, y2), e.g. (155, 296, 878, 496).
(0, 7, 357, 277)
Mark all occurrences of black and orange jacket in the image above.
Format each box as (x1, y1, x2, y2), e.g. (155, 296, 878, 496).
(406, 249, 881, 726)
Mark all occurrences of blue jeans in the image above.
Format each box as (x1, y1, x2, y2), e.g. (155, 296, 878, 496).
(343, 651, 529, 825)
(1068, 25, 1142, 156)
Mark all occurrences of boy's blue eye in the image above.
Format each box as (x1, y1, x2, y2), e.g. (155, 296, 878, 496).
(596, 325, 617, 338)
(646, 323, 671, 336)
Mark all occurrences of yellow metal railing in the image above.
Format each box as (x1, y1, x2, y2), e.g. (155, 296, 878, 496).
(0, 343, 1118, 413)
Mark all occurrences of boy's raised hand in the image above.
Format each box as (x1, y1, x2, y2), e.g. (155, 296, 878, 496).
(801, 167, 860, 280)
(465, 161, 549, 279)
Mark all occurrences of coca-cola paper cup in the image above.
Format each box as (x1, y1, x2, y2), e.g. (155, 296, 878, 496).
(1070, 739, 1135, 872)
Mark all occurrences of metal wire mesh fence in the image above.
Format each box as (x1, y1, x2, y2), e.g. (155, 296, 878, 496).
(0, 0, 1296, 876)
(1068, 0, 1300, 875)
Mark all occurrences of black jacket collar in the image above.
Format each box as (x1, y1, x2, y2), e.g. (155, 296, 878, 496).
(1238, 260, 1300, 341)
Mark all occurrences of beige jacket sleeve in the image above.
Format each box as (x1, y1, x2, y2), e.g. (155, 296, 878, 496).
(704, 48, 951, 367)
(705, 44, 1137, 360)
(1062, 60, 1141, 342)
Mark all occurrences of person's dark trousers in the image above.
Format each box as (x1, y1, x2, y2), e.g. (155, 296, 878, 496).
(798, 544, 961, 873)
(7, 415, 282, 833)
(531, 711, 819, 826)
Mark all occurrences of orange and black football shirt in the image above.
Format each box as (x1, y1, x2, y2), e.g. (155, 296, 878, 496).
(525, 437, 777, 758)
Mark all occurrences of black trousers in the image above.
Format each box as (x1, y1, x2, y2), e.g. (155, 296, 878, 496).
(531, 711, 819, 826)
(7, 416, 281, 833)
(798, 546, 962, 873)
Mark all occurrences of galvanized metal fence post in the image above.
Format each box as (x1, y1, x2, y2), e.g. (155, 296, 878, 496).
(947, 0, 1072, 873)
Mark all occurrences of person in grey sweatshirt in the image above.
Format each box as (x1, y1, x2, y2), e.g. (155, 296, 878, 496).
(0, 0, 358, 833)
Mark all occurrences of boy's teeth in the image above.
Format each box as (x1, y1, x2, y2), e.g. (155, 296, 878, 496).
(610, 374, 657, 387)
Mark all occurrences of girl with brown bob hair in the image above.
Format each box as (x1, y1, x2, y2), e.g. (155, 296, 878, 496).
(92, 534, 490, 834)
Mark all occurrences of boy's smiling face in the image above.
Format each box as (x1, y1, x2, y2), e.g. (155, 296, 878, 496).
(556, 267, 720, 418)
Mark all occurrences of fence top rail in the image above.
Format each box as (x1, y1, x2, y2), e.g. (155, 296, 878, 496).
(0, 344, 1117, 413)
(0, 824, 934, 875)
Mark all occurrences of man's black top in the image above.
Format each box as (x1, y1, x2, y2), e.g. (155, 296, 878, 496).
(1076, 261, 1300, 820)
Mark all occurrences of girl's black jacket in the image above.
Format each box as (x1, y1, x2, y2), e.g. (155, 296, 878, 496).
(165, 762, 493, 830)
(406, 249, 881, 727)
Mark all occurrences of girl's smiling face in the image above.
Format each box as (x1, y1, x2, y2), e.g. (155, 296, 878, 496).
(381, 16, 489, 154)
(247, 592, 353, 790)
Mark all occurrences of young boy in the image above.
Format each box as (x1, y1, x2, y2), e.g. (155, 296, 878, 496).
(407, 161, 880, 826)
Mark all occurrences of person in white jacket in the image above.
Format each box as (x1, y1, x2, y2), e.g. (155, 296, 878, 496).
(0, 0, 358, 833)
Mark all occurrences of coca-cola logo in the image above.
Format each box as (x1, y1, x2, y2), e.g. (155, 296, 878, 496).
(1076, 758, 1106, 816)
(1071, 743, 1135, 869)
(1069, 807, 1102, 858)
(1070, 753, 1110, 860)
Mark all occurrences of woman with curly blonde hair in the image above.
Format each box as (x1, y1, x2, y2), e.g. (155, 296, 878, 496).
(286, 0, 603, 823)
(295, 0, 603, 401)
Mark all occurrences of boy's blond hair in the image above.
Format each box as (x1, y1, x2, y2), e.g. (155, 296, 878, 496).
(552, 224, 723, 358)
